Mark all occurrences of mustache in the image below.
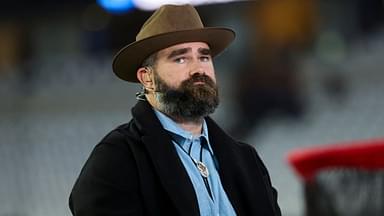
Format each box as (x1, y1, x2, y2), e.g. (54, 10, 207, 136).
(183, 74, 215, 87)
(153, 73, 216, 94)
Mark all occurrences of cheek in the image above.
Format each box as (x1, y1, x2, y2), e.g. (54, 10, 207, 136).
(204, 65, 216, 82)
(154, 66, 182, 87)
(170, 71, 193, 86)
(170, 73, 188, 86)
(167, 72, 188, 87)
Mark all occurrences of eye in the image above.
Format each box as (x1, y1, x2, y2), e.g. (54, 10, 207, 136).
(174, 57, 186, 64)
(200, 56, 211, 62)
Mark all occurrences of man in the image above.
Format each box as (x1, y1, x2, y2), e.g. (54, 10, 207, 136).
(69, 4, 281, 216)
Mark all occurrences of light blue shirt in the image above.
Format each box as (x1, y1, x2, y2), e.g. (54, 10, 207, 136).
(154, 109, 237, 216)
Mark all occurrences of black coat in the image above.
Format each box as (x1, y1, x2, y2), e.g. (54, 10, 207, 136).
(69, 101, 281, 216)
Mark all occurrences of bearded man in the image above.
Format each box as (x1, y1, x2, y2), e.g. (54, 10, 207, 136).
(69, 4, 281, 216)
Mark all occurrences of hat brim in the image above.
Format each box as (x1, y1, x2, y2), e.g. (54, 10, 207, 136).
(112, 27, 235, 82)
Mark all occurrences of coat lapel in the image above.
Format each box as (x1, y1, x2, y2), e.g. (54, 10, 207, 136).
(132, 101, 199, 216)
(205, 117, 245, 214)
(206, 117, 276, 215)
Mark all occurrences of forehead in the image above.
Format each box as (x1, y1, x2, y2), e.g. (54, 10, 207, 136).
(157, 42, 210, 56)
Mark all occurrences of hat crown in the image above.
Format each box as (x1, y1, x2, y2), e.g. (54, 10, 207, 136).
(136, 4, 204, 41)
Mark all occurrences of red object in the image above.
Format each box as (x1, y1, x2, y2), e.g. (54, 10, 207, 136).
(286, 138, 384, 182)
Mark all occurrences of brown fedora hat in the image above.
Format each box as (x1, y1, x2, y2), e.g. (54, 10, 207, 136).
(112, 4, 236, 82)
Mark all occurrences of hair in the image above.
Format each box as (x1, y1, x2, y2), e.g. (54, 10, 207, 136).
(141, 52, 158, 68)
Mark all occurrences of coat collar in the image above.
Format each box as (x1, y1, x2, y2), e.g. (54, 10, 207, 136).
(132, 101, 199, 216)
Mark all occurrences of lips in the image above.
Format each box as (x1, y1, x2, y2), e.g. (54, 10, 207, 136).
(193, 81, 206, 85)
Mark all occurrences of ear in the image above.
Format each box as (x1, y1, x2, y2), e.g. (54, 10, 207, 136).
(137, 67, 155, 91)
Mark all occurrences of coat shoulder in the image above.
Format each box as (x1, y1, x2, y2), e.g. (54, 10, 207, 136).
(69, 120, 145, 215)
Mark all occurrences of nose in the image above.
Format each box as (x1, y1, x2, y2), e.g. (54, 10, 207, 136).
(189, 59, 205, 76)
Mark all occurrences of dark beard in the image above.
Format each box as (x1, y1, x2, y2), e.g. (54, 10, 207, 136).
(154, 73, 219, 121)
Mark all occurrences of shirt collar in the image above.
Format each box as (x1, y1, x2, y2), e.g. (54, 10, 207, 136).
(153, 109, 213, 154)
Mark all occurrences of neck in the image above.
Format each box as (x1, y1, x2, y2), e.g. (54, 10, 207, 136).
(146, 93, 204, 136)
(173, 117, 204, 136)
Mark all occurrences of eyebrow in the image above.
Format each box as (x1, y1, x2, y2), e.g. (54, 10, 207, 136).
(167, 48, 191, 59)
(166, 47, 212, 60)
(198, 48, 211, 56)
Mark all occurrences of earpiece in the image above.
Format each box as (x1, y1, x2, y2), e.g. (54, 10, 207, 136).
(137, 66, 155, 93)
(145, 66, 153, 73)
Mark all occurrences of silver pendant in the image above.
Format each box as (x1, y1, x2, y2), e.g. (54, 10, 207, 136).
(196, 161, 209, 178)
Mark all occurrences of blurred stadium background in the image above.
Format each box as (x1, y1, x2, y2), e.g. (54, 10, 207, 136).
(0, 0, 383, 215)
